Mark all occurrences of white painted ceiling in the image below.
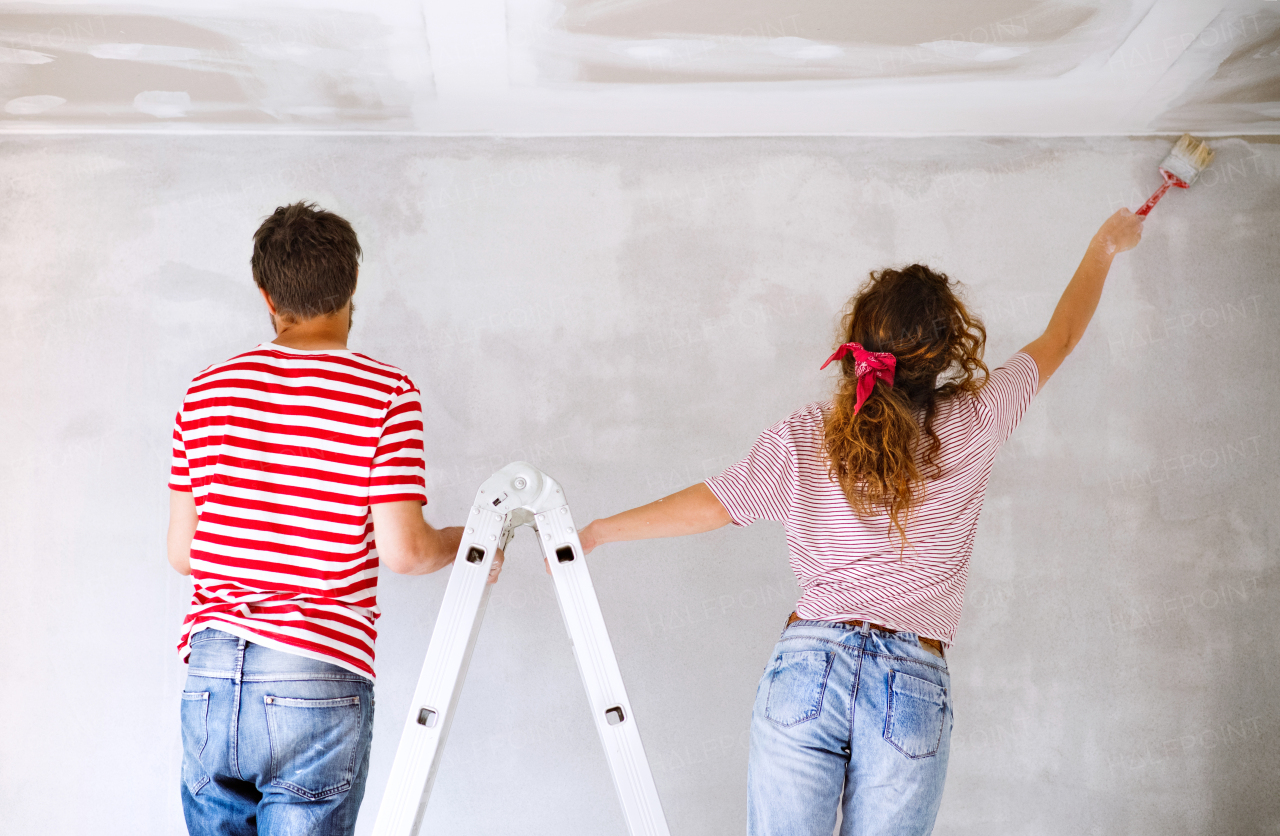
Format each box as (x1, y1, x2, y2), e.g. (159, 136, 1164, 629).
(1, 0, 1277, 134)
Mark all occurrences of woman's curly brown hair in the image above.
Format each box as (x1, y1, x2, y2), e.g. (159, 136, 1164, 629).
(823, 264, 989, 553)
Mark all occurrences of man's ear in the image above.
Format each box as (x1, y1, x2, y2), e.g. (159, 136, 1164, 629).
(259, 286, 277, 316)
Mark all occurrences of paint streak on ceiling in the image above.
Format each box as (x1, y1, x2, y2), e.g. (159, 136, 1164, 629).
(0, 0, 1276, 134)
(541, 0, 1101, 84)
(1155, 6, 1280, 129)
(563, 0, 1048, 44)
(0, 6, 430, 126)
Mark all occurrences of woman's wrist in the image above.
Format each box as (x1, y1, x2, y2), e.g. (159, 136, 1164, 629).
(580, 519, 605, 554)
(1089, 233, 1120, 258)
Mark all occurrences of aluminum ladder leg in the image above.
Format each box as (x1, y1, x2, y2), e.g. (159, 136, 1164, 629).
(372, 461, 671, 836)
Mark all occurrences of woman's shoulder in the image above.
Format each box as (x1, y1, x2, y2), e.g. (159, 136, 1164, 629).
(777, 400, 830, 425)
(764, 402, 831, 443)
(931, 388, 984, 433)
(942, 352, 1038, 418)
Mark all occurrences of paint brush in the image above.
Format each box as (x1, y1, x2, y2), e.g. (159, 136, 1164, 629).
(1135, 133, 1214, 216)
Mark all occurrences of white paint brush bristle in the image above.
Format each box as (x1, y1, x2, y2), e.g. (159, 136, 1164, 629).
(1160, 133, 1214, 185)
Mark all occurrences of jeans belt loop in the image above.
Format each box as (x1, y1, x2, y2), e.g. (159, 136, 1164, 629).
(234, 637, 248, 684)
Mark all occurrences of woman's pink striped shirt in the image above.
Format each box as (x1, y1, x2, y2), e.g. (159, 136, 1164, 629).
(705, 351, 1040, 645)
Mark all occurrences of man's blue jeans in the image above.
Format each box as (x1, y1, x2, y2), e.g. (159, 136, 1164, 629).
(180, 629, 375, 836)
(748, 618, 953, 836)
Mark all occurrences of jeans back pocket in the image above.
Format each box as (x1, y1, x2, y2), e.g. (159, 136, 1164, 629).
(883, 670, 947, 759)
(180, 691, 211, 795)
(265, 695, 365, 800)
(764, 650, 833, 727)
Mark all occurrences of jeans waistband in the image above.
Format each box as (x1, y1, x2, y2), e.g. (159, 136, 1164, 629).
(784, 613, 946, 660)
(186, 628, 371, 683)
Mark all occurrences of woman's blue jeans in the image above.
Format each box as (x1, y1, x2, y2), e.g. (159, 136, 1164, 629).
(748, 618, 953, 836)
(180, 629, 375, 836)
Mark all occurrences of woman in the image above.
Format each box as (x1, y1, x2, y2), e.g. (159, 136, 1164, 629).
(578, 209, 1145, 835)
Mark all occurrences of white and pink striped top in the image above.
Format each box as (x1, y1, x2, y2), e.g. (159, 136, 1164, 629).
(169, 343, 428, 679)
(705, 351, 1040, 645)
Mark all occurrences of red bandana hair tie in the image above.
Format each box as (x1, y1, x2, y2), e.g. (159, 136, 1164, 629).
(821, 342, 896, 414)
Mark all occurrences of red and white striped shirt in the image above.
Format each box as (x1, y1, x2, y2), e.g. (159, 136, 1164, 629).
(169, 343, 428, 679)
(706, 351, 1039, 645)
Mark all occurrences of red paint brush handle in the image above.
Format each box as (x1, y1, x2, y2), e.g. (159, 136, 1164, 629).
(1135, 169, 1188, 217)
(1135, 180, 1171, 216)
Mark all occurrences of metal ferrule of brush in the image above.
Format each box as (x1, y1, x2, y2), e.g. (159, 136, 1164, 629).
(1160, 154, 1201, 186)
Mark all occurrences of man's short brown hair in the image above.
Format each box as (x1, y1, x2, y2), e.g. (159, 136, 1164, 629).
(251, 201, 362, 320)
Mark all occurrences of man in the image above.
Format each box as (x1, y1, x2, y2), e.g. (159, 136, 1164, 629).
(166, 201, 498, 835)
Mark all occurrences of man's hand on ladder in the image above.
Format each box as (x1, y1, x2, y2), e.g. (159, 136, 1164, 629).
(488, 548, 505, 584)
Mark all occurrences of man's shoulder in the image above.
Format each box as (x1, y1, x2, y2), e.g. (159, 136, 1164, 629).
(187, 345, 271, 384)
(183, 346, 417, 400)
(194, 345, 411, 379)
(346, 351, 415, 387)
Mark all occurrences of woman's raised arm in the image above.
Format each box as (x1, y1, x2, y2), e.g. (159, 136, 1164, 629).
(1019, 208, 1144, 390)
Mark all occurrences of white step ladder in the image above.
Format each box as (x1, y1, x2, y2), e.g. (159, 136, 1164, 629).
(372, 462, 671, 836)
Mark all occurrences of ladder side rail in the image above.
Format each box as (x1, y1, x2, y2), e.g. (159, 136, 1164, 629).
(372, 503, 508, 836)
(535, 504, 672, 836)
(372, 462, 672, 836)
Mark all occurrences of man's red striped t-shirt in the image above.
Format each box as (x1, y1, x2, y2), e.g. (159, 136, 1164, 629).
(169, 343, 429, 679)
(706, 351, 1040, 646)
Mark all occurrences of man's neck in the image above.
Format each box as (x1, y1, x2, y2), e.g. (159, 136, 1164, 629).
(272, 335, 349, 350)
(271, 310, 350, 350)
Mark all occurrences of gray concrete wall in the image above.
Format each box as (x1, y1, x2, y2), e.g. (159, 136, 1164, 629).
(0, 135, 1276, 835)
